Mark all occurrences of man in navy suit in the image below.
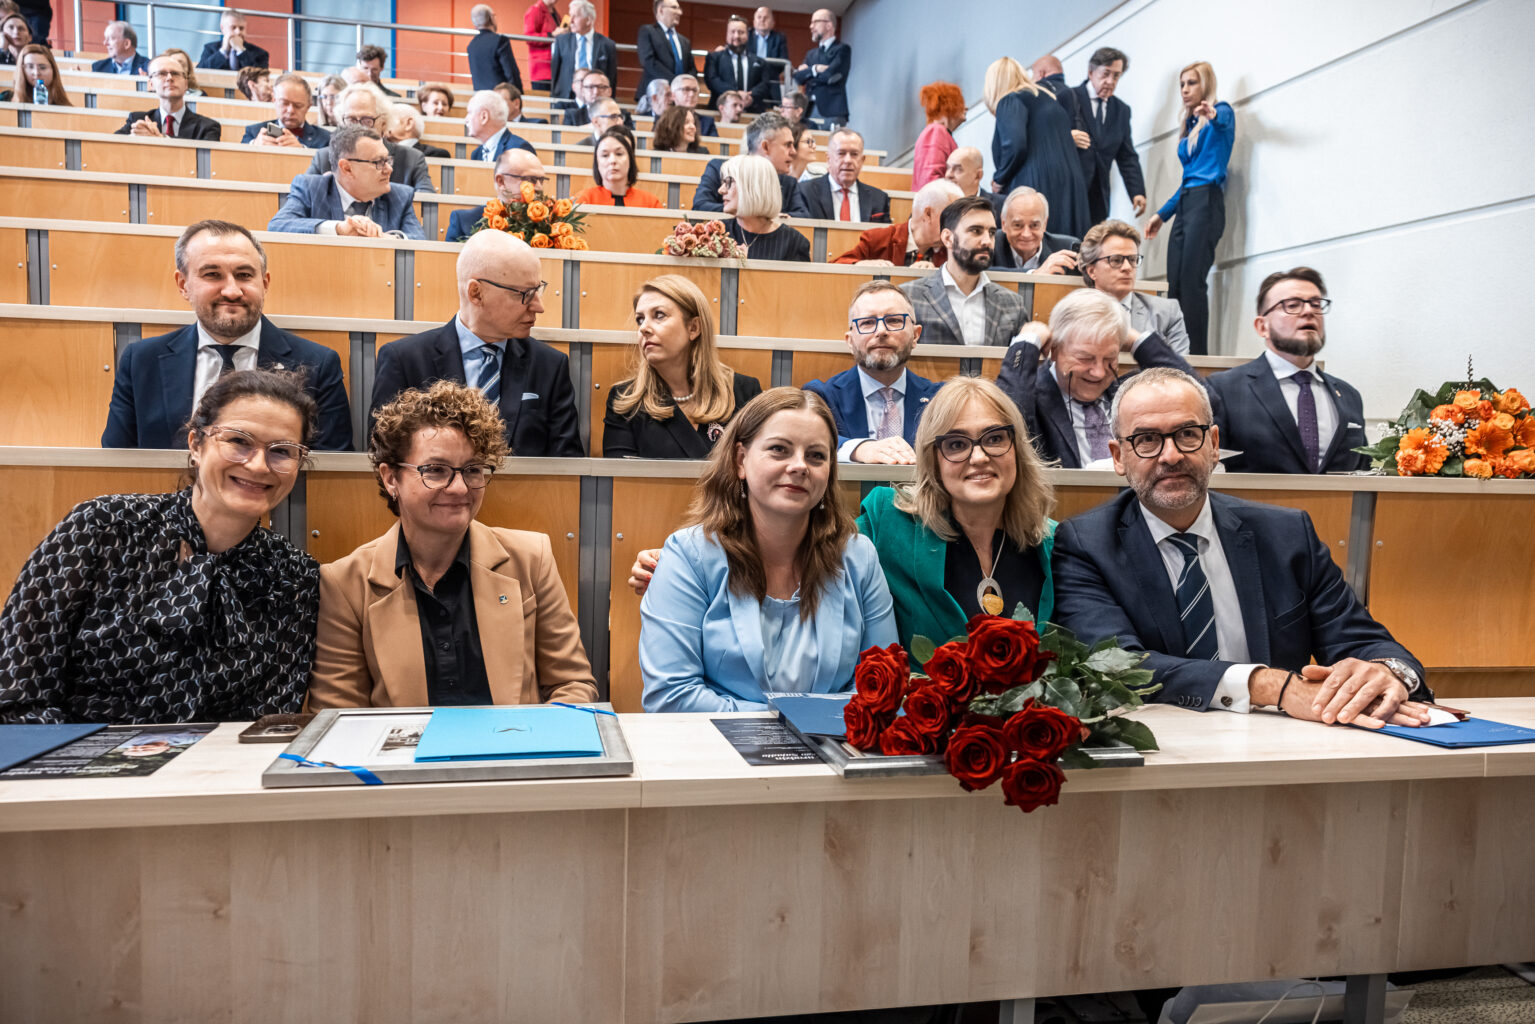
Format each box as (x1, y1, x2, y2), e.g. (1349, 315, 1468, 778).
(691, 111, 805, 216)
(991, 186, 1079, 274)
(550, 1, 617, 101)
(635, 0, 695, 102)
(464, 89, 536, 165)
(196, 9, 269, 70)
(371, 231, 583, 457)
(792, 9, 850, 127)
(103, 220, 352, 451)
(705, 15, 774, 113)
(1075, 47, 1146, 224)
(241, 74, 331, 149)
(1053, 366, 1432, 724)
(750, 7, 789, 63)
(269, 127, 424, 239)
(797, 129, 890, 223)
(1206, 267, 1370, 475)
(466, 4, 524, 91)
(445, 149, 548, 243)
(92, 21, 149, 75)
(803, 281, 939, 464)
(995, 288, 1200, 468)
(115, 55, 223, 141)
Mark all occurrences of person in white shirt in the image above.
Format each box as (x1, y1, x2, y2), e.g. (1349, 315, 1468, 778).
(1079, 219, 1192, 354)
(899, 195, 1027, 348)
(799, 128, 891, 222)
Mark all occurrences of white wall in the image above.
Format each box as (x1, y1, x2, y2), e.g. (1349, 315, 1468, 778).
(1024, 0, 1535, 421)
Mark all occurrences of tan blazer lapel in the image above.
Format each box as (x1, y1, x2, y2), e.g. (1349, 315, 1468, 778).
(364, 524, 431, 708)
(467, 522, 530, 705)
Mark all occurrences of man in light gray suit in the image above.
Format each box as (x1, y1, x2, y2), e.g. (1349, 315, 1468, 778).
(1079, 219, 1191, 354)
(270, 126, 425, 239)
(899, 195, 1030, 347)
(304, 83, 436, 194)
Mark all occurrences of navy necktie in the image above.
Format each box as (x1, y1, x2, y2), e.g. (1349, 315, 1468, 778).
(1291, 371, 1320, 471)
(211, 344, 240, 377)
(1166, 533, 1218, 661)
(668, 28, 682, 70)
(476, 344, 503, 405)
(346, 200, 371, 218)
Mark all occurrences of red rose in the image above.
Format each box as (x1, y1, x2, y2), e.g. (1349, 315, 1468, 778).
(965, 615, 1049, 694)
(841, 696, 887, 751)
(1001, 700, 1081, 762)
(943, 723, 1009, 791)
(923, 642, 978, 702)
(1000, 757, 1066, 812)
(901, 684, 953, 743)
(878, 715, 933, 756)
(853, 643, 909, 715)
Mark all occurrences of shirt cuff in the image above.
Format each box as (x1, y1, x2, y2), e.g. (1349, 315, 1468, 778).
(838, 437, 867, 462)
(1212, 663, 1261, 713)
(317, 221, 339, 235)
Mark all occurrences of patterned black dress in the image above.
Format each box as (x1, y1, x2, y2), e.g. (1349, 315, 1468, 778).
(0, 489, 320, 724)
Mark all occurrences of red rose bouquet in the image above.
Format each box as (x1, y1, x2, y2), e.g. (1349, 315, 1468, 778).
(656, 219, 747, 262)
(843, 608, 1160, 814)
(470, 181, 589, 250)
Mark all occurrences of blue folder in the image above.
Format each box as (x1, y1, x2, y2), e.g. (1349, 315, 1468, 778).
(0, 723, 106, 773)
(413, 707, 604, 762)
(1373, 717, 1535, 748)
(767, 693, 853, 738)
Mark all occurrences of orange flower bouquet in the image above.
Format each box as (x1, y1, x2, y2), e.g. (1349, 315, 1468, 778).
(469, 182, 588, 250)
(1356, 373, 1533, 478)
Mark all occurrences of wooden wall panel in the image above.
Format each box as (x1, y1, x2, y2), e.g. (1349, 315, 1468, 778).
(2, 135, 66, 172)
(47, 232, 184, 309)
(261, 241, 396, 318)
(738, 266, 869, 338)
(144, 185, 280, 231)
(0, 179, 129, 224)
(78, 139, 196, 178)
(0, 229, 30, 303)
(0, 321, 117, 447)
(608, 476, 699, 711)
(207, 147, 311, 187)
(579, 260, 716, 331)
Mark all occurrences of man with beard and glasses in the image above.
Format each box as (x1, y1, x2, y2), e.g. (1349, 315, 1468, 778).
(1205, 267, 1369, 474)
(900, 195, 1028, 347)
(995, 287, 1201, 468)
(803, 281, 940, 464)
(1053, 365, 1432, 721)
(102, 220, 353, 450)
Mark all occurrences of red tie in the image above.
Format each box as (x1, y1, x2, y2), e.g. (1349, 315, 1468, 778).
(839, 187, 851, 222)
(164, 114, 176, 137)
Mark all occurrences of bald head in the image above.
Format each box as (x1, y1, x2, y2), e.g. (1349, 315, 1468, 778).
(1031, 55, 1063, 80)
(457, 232, 544, 339)
(910, 179, 964, 250)
(944, 146, 985, 196)
(493, 147, 546, 204)
(341, 66, 370, 86)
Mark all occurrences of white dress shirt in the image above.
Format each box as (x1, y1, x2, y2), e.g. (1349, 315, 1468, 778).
(941, 264, 988, 348)
(830, 179, 861, 222)
(157, 105, 185, 135)
(192, 319, 262, 411)
(1139, 498, 1260, 713)
(839, 366, 907, 461)
(478, 126, 508, 163)
(1263, 348, 1338, 457)
(1012, 244, 1042, 271)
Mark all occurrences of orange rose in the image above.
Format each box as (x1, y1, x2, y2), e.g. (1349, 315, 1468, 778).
(1394, 428, 1447, 476)
(557, 233, 581, 249)
(489, 215, 510, 231)
(1452, 390, 1481, 413)
(1476, 400, 1496, 422)
(1394, 447, 1428, 476)
(1463, 458, 1493, 479)
(573, 238, 590, 250)
(527, 201, 550, 222)
(1464, 420, 1514, 459)
(520, 181, 537, 203)
(1491, 412, 1516, 432)
(511, 231, 526, 241)
(1495, 388, 1530, 415)
(1430, 404, 1465, 425)
(1505, 449, 1535, 476)
(1515, 417, 1535, 448)
(530, 232, 551, 248)
(484, 198, 506, 217)
(551, 221, 573, 237)
(1493, 457, 1521, 479)
(553, 198, 573, 218)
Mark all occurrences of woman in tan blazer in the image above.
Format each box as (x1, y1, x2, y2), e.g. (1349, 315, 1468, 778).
(307, 380, 597, 709)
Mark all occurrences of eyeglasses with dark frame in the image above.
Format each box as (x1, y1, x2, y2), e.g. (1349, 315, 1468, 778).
(935, 425, 1015, 463)
(1260, 296, 1333, 317)
(203, 426, 309, 474)
(1119, 423, 1213, 459)
(1083, 252, 1143, 269)
(850, 313, 911, 334)
(474, 278, 548, 305)
(345, 154, 393, 170)
(341, 114, 379, 128)
(395, 462, 497, 490)
(498, 171, 550, 188)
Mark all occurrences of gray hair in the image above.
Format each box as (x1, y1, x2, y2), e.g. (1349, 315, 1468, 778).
(1003, 185, 1049, 223)
(330, 124, 381, 161)
(570, 0, 596, 18)
(670, 74, 699, 90)
(721, 154, 781, 219)
(336, 82, 388, 118)
(744, 110, 790, 157)
(468, 88, 509, 122)
(470, 4, 495, 29)
(911, 178, 962, 217)
(828, 127, 863, 150)
(646, 78, 670, 101)
(388, 103, 424, 138)
(106, 20, 137, 46)
(272, 71, 309, 93)
(1079, 218, 1140, 270)
(1048, 287, 1128, 353)
(318, 74, 346, 92)
(1109, 366, 1211, 435)
(589, 97, 621, 119)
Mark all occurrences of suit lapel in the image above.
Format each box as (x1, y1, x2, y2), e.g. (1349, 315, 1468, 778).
(253, 318, 292, 371)
(810, 569, 850, 692)
(1116, 501, 1185, 656)
(902, 377, 933, 446)
(921, 275, 963, 344)
(157, 326, 198, 446)
(433, 319, 469, 383)
(725, 584, 766, 687)
(1033, 368, 1079, 468)
(1212, 498, 1270, 666)
(659, 406, 706, 457)
(467, 523, 529, 705)
(1244, 361, 1309, 469)
(364, 526, 430, 708)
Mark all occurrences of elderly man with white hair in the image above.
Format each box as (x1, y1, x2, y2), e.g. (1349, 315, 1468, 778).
(466, 4, 524, 91)
(305, 83, 435, 192)
(465, 89, 536, 164)
(992, 186, 1080, 273)
(642, 77, 673, 117)
(385, 103, 449, 159)
(833, 178, 960, 267)
(993, 287, 1203, 467)
(371, 231, 583, 456)
(668, 74, 718, 136)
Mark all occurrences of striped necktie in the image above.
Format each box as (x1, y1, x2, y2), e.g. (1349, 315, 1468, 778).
(1166, 533, 1218, 661)
(476, 344, 503, 405)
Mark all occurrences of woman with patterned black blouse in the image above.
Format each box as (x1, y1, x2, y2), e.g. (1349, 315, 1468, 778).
(0, 369, 321, 724)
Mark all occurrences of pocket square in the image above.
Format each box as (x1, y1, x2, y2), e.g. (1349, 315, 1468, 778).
(521, 392, 540, 401)
(1347, 422, 1363, 429)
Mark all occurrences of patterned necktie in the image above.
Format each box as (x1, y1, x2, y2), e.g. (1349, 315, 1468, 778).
(577, 34, 588, 69)
(164, 113, 176, 137)
(1080, 400, 1112, 461)
(1166, 533, 1218, 661)
(875, 387, 900, 440)
(476, 343, 503, 405)
(1291, 371, 1320, 472)
(346, 200, 371, 219)
(211, 344, 240, 377)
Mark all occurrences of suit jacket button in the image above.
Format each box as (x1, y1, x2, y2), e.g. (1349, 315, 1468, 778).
(1221, 695, 1233, 708)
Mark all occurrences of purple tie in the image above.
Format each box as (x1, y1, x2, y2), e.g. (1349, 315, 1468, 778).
(876, 387, 900, 440)
(1080, 400, 1111, 461)
(1292, 371, 1320, 471)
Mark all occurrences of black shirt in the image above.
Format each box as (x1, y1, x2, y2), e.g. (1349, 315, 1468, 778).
(943, 527, 1046, 622)
(395, 529, 492, 706)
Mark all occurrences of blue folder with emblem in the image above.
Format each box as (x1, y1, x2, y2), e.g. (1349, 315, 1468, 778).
(766, 693, 854, 738)
(1373, 717, 1535, 748)
(0, 723, 107, 773)
(413, 706, 604, 762)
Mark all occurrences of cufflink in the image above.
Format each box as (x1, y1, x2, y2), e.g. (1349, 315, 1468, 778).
(1221, 695, 1233, 708)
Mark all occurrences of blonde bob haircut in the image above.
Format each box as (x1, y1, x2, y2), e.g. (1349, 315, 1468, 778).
(614, 274, 736, 424)
(686, 387, 854, 619)
(720, 153, 782, 219)
(895, 377, 1055, 548)
(983, 56, 1040, 114)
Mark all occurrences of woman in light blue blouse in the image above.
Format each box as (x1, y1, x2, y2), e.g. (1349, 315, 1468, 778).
(1145, 60, 1235, 357)
(639, 387, 897, 713)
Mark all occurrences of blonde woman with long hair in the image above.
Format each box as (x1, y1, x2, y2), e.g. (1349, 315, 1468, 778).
(984, 55, 1089, 237)
(602, 274, 763, 458)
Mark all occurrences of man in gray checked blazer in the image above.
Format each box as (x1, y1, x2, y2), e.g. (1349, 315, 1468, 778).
(899, 195, 1033, 347)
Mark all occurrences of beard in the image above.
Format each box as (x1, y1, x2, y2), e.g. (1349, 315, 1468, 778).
(1129, 456, 1210, 515)
(950, 240, 993, 276)
(855, 346, 908, 373)
(199, 299, 262, 340)
(1269, 325, 1326, 359)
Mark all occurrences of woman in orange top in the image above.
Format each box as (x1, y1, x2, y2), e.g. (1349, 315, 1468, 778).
(573, 127, 665, 208)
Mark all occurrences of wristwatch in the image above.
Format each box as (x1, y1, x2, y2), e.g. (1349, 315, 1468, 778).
(1372, 658, 1421, 694)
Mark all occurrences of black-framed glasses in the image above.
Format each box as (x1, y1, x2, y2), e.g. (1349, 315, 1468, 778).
(346, 154, 393, 170)
(395, 462, 497, 489)
(850, 314, 910, 334)
(475, 278, 547, 304)
(1120, 423, 1212, 458)
(1085, 253, 1143, 269)
(499, 171, 549, 188)
(935, 425, 1015, 462)
(1260, 296, 1333, 317)
(342, 114, 378, 128)
(204, 426, 309, 474)
(719, 175, 736, 189)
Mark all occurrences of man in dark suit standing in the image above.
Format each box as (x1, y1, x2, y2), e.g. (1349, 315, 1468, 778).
(803, 281, 939, 465)
(114, 55, 222, 141)
(636, 0, 695, 103)
(466, 4, 524, 91)
(372, 231, 583, 457)
(92, 21, 150, 75)
(750, 7, 789, 63)
(196, 9, 269, 70)
(549, 1, 616, 101)
(792, 8, 850, 127)
(797, 128, 890, 223)
(1074, 47, 1146, 224)
(994, 287, 1199, 468)
(1052, 365, 1432, 724)
(103, 220, 352, 451)
(991, 186, 1079, 273)
(1206, 267, 1369, 475)
(705, 14, 773, 113)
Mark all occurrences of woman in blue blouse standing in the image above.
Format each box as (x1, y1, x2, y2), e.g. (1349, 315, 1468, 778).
(1145, 61, 1235, 356)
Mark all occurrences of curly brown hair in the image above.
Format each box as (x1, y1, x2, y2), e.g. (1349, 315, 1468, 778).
(368, 380, 509, 515)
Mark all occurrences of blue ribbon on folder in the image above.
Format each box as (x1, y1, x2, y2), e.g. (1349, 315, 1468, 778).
(278, 752, 384, 785)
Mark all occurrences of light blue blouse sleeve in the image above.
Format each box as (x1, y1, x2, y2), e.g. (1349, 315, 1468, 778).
(848, 533, 898, 650)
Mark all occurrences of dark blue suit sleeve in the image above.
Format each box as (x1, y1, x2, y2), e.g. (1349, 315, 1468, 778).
(543, 351, 585, 457)
(101, 342, 139, 448)
(990, 92, 1030, 192)
(369, 339, 409, 425)
(495, 36, 523, 91)
(994, 338, 1041, 437)
(637, 28, 673, 87)
(307, 348, 354, 451)
(1113, 106, 1146, 199)
(691, 161, 725, 212)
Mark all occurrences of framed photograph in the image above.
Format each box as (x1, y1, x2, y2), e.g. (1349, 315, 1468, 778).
(260, 705, 634, 788)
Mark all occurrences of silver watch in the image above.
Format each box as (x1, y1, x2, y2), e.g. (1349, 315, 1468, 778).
(1373, 657, 1419, 692)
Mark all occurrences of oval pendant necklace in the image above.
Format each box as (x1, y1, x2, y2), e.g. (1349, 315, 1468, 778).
(976, 538, 1005, 616)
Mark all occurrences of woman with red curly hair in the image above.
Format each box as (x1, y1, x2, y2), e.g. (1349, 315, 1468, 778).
(912, 81, 966, 188)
